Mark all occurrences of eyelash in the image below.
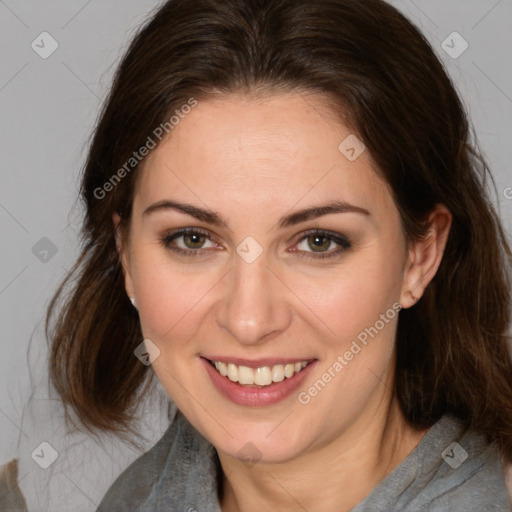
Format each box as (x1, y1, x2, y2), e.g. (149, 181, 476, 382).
(159, 228, 351, 260)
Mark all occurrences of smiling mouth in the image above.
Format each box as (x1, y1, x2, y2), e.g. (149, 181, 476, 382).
(206, 359, 314, 387)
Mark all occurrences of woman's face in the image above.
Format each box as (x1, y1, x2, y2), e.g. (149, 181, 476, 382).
(118, 92, 420, 464)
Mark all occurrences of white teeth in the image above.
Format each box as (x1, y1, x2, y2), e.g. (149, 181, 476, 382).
(272, 365, 285, 382)
(218, 362, 228, 376)
(284, 364, 295, 378)
(227, 363, 238, 382)
(238, 365, 254, 385)
(212, 359, 310, 386)
(254, 367, 272, 386)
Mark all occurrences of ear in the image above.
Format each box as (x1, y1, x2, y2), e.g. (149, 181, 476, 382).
(113, 212, 135, 300)
(399, 203, 452, 309)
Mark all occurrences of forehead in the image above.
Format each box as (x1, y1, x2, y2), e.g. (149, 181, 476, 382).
(134, 92, 395, 223)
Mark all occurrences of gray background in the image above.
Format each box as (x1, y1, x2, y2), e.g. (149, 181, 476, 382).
(0, 1, 511, 510)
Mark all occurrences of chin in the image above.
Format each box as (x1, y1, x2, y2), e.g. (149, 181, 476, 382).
(206, 420, 312, 466)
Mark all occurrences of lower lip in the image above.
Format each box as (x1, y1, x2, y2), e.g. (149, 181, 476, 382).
(201, 357, 317, 406)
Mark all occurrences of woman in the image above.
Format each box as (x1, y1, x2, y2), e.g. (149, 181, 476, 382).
(46, 0, 512, 510)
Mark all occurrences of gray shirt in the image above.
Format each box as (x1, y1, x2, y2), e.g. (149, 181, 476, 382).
(96, 410, 512, 511)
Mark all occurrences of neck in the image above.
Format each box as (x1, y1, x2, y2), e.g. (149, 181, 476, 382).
(218, 395, 428, 512)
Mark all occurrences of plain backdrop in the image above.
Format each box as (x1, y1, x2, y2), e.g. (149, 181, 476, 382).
(1, 1, 511, 510)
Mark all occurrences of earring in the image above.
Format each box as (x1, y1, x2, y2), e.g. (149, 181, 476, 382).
(130, 297, 136, 308)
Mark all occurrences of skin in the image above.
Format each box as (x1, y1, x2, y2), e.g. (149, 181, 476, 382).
(114, 92, 452, 512)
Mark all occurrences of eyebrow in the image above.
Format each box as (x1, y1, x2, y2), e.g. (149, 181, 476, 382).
(142, 199, 370, 229)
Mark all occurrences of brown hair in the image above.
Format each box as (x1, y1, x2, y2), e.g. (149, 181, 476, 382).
(46, 0, 512, 455)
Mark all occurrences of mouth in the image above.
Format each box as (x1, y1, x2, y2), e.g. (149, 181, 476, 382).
(201, 356, 318, 406)
(204, 358, 315, 388)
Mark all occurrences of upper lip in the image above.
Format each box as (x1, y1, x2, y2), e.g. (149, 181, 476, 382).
(202, 356, 316, 368)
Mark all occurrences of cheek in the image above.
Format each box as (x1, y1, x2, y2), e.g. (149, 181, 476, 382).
(130, 248, 218, 345)
(130, 231, 405, 354)
(294, 248, 404, 349)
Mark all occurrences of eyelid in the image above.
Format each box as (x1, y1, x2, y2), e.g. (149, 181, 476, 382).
(294, 228, 350, 247)
(160, 227, 351, 259)
(290, 229, 351, 259)
(161, 227, 220, 255)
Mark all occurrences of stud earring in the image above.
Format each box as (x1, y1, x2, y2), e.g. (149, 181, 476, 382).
(130, 297, 136, 308)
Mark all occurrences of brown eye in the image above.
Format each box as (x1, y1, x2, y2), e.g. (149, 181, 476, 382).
(161, 228, 218, 256)
(305, 235, 332, 252)
(182, 232, 207, 249)
(293, 230, 351, 259)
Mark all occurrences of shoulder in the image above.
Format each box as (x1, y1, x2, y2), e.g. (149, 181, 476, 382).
(95, 413, 184, 512)
(418, 415, 512, 511)
(96, 410, 222, 512)
(352, 414, 512, 511)
(419, 436, 512, 511)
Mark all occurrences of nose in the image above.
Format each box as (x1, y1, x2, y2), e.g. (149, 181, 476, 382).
(213, 250, 292, 346)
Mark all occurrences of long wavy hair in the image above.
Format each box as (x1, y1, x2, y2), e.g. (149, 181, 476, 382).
(46, 0, 512, 457)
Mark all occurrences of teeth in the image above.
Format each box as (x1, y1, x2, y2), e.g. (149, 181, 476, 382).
(213, 360, 310, 386)
(284, 364, 295, 378)
(254, 366, 272, 386)
(238, 365, 254, 385)
(218, 362, 228, 377)
(272, 364, 285, 383)
(227, 363, 238, 382)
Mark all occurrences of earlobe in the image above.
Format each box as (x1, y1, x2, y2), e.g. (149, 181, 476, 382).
(400, 204, 452, 308)
(113, 212, 123, 254)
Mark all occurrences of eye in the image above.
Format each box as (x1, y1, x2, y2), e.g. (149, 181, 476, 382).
(291, 230, 351, 259)
(160, 228, 351, 260)
(160, 228, 219, 256)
